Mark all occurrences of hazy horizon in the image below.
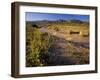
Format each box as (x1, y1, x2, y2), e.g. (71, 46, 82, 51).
(26, 12, 89, 22)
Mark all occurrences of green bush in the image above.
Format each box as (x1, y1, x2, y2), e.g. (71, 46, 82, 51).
(26, 24, 52, 67)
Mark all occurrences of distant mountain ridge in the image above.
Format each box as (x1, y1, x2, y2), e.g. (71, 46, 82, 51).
(26, 19, 89, 24)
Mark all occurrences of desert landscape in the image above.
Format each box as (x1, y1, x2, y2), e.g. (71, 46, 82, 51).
(26, 13, 89, 67)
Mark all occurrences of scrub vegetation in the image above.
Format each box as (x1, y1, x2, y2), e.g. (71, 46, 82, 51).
(26, 20, 89, 67)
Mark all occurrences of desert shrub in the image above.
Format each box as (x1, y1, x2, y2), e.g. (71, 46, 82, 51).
(32, 24, 41, 28)
(54, 27, 59, 31)
(26, 24, 52, 67)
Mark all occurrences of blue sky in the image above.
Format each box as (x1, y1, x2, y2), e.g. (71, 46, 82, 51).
(26, 12, 89, 22)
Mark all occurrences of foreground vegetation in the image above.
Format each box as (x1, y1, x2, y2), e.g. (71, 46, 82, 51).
(26, 23, 53, 67)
